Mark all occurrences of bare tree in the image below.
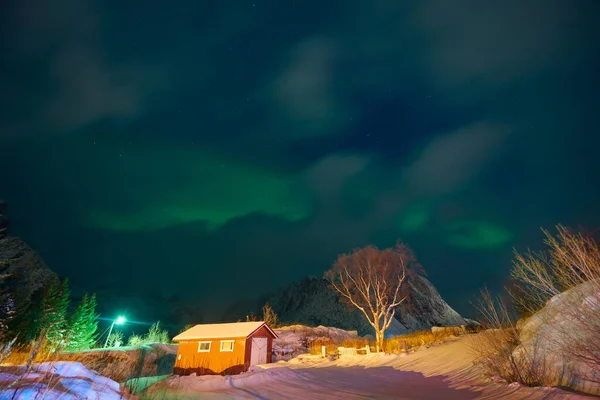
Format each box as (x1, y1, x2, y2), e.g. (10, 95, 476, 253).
(325, 242, 416, 352)
(262, 302, 278, 328)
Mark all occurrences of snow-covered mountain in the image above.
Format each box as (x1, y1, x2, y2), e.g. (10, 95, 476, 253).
(269, 274, 466, 336)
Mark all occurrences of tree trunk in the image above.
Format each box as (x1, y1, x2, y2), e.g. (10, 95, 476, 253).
(375, 329, 384, 353)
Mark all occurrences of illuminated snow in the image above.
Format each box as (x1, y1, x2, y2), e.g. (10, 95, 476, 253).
(0, 362, 127, 400)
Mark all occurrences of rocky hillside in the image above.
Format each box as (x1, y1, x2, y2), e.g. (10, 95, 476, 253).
(0, 201, 56, 312)
(391, 274, 466, 334)
(269, 274, 466, 336)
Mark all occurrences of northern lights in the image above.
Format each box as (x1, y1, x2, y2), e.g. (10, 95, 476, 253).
(84, 145, 312, 232)
(1, 0, 599, 325)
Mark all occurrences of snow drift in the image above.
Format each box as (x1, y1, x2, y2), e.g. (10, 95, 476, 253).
(0, 361, 132, 399)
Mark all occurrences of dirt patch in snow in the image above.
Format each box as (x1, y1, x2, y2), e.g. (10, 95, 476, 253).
(56, 343, 178, 382)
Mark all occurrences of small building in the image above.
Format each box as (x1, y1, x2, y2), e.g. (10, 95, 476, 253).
(172, 321, 278, 375)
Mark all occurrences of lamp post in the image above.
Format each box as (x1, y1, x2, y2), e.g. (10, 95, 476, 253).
(104, 316, 126, 348)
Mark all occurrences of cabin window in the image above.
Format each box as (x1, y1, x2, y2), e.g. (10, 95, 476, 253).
(197, 341, 211, 352)
(220, 340, 235, 352)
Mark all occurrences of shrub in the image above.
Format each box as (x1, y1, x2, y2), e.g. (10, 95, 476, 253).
(262, 303, 278, 328)
(106, 331, 124, 348)
(468, 287, 558, 387)
(386, 329, 458, 353)
(127, 322, 170, 346)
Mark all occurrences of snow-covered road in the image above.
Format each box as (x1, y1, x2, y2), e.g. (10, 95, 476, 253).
(212, 366, 477, 400)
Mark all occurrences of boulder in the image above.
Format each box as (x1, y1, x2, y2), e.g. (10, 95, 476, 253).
(514, 280, 600, 395)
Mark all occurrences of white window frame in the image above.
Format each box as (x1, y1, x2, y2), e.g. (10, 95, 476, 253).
(197, 341, 211, 353)
(220, 340, 235, 352)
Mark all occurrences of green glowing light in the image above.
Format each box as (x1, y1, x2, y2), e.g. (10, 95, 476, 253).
(86, 146, 312, 232)
(445, 220, 513, 249)
(115, 316, 126, 325)
(396, 203, 430, 232)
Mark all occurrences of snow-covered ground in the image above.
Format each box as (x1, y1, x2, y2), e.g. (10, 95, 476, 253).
(144, 336, 592, 399)
(0, 361, 133, 399)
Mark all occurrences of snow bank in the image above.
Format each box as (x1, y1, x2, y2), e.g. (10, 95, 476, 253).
(0, 361, 132, 400)
(58, 342, 177, 382)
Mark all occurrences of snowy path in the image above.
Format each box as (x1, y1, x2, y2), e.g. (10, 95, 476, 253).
(213, 366, 477, 399)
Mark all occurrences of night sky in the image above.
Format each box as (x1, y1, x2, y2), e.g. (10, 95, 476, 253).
(1, 1, 599, 328)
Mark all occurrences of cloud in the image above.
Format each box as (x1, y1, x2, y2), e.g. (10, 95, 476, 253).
(363, 122, 509, 227)
(2, 0, 165, 137)
(270, 37, 350, 136)
(403, 122, 508, 195)
(413, 0, 581, 89)
(42, 46, 163, 131)
(305, 154, 370, 202)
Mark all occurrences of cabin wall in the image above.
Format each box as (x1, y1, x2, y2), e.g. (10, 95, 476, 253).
(174, 336, 247, 375)
(245, 325, 275, 364)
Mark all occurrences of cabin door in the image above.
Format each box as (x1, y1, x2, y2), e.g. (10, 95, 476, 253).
(250, 337, 268, 365)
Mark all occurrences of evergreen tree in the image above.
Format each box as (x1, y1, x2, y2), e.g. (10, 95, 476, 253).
(65, 293, 99, 351)
(39, 278, 70, 349)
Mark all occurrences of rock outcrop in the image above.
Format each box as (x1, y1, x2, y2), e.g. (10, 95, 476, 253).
(0, 201, 56, 307)
(514, 280, 600, 395)
(268, 278, 373, 335)
(391, 274, 466, 334)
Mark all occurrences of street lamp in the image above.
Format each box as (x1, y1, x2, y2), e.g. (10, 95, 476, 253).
(104, 316, 127, 348)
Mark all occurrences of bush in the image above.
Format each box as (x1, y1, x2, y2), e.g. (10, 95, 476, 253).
(106, 331, 124, 348)
(262, 303, 278, 328)
(468, 287, 564, 387)
(127, 322, 170, 346)
(306, 329, 460, 356)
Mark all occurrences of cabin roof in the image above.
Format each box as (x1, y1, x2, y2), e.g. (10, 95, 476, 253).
(172, 321, 278, 341)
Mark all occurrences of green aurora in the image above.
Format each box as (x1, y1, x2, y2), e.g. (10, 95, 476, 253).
(445, 221, 513, 250)
(86, 145, 312, 232)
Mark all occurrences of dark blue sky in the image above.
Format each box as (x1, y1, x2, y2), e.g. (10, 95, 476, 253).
(1, 0, 599, 327)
